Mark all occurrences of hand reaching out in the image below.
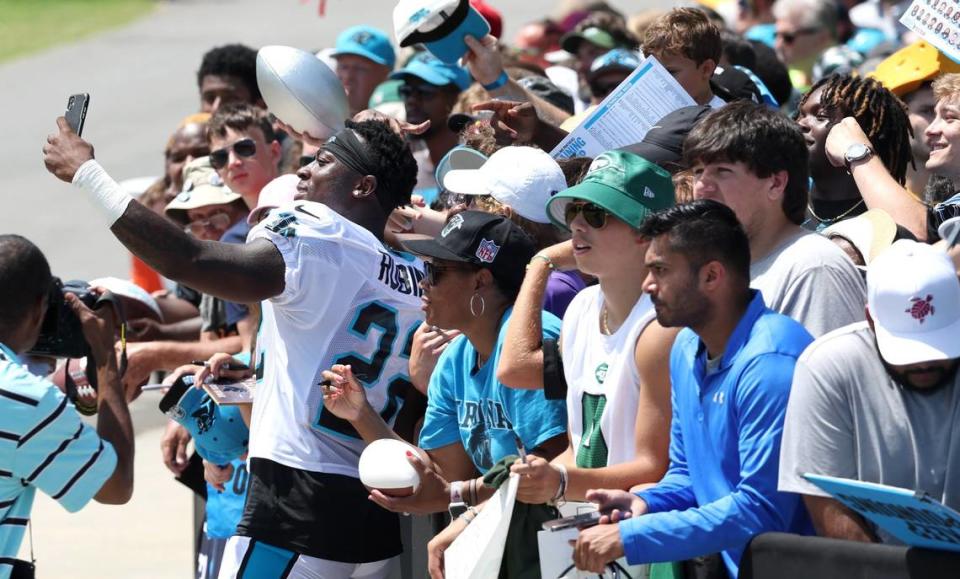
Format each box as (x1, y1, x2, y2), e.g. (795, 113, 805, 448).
(409, 324, 461, 395)
(203, 460, 235, 492)
(471, 100, 538, 145)
(462, 34, 503, 86)
(320, 364, 369, 422)
(586, 488, 648, 523)
(367, 450, 452, 516)
(511, 455, 563, 504)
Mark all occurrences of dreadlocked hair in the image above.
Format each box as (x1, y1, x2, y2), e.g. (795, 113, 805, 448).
(799, 74, 913, 185)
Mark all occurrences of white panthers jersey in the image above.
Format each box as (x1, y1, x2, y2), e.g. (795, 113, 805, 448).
(247, 201, 424, 477)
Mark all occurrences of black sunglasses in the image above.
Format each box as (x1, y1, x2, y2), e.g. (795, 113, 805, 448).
(209, 138, 257, 170)
(423, 261, 476, 285)
(437, 190, 475, 210)
(775, 27, 818, 45)
(399, 83, 442, 100)
(564, 202, 609, 229)
(590, 81, 622, 100)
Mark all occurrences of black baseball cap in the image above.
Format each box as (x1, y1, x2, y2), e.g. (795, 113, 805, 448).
(517, 75, 575, 115)
(620, 105, 711, 172)
(401, 211, 536, 294)
(710, 66, 764, 105)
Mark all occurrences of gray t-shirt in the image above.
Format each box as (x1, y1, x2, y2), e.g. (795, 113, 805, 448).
(779, 322, 960, 542)
(751, 229, 866, 337)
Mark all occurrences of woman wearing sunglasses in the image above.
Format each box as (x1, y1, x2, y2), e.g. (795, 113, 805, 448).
(500, 152, 678, 567)
(318, 210, 568, 575)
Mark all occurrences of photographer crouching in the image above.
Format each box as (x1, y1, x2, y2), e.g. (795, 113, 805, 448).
(0, 235, 134, 578)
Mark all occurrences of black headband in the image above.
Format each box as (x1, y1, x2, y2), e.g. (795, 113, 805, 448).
(323, 129, 379, 178)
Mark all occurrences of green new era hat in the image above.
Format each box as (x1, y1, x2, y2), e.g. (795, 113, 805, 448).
(546, 151, 675, 231)
(561, 26, 618, 54)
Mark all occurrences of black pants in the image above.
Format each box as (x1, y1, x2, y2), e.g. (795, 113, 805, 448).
(683, 553, 728, 579)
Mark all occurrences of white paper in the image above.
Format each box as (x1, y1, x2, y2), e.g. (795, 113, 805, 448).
(444, 473, 519, 579)
(538, 503, 647, 579)
(550, 56, 697, 160)
(538, 527, 579, 579)
(900, 1, 960, 66)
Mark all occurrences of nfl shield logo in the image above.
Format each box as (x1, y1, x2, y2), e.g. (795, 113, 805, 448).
(476, 238, 500, 263)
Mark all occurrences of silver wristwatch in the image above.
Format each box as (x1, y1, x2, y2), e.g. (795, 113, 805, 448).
(843, 143, 874, 169)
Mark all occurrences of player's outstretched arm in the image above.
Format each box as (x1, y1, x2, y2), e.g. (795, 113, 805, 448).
(112, 202, 284, 303)
(43, 117, 284, 303)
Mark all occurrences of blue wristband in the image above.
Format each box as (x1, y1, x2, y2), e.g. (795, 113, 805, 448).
(482, 71, 508, 91)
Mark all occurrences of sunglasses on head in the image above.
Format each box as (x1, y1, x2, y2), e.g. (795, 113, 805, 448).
(423, 261, 476, 285)
(564, 202, 609, 229)
(775, 27, 818, 45)
(399, 83, 442, 100)
(209, 138, 257, 170)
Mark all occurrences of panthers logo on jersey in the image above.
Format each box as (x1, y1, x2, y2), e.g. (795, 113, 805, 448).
(265, 211, 298, 238)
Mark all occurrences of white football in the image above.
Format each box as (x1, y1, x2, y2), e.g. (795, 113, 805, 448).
(256, 45, 348, 140)
(358, 438, 421, 497)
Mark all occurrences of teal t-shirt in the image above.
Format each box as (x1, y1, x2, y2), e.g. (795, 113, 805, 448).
(419, 308, 567, 473)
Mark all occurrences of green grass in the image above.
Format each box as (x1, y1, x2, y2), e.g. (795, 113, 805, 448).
(0, 0, 155, 62)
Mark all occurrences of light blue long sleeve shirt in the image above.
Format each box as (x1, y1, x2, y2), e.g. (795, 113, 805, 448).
(622, 291, 815, 577)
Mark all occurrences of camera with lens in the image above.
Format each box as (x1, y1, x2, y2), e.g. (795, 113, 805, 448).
(28, 278, 99, 359)
(26, 278, 125, 416)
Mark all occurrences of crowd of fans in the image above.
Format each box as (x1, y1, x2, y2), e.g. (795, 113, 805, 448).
(1, 0, 959, 577)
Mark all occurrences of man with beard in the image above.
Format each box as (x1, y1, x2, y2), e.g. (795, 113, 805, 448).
(389, 52, 471, 194)
(779, 239, 960, 543)
(572, 200, 814, 578)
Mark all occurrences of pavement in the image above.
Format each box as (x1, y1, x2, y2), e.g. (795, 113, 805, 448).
(17, 397, 198, 578)
(0, 0, 661, 576)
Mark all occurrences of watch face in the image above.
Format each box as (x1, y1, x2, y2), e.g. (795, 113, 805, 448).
(846, 143, 871, 162)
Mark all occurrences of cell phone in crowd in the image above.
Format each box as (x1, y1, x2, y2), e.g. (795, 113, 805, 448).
(64, 93, 90, 136)
(542, 510, 602, 532)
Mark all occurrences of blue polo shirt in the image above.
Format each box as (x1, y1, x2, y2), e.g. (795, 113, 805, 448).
(621, 291, 814, 577)
(0, 343, 116, 577)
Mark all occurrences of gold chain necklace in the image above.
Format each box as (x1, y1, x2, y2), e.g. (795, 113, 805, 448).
(601, 305, 612, 335)
(807, 198, 865, 225)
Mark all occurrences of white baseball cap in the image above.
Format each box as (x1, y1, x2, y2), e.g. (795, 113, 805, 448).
(867, 240, 960, 365)
(248, 174, 299, 225)
(441, 146, 566, 224)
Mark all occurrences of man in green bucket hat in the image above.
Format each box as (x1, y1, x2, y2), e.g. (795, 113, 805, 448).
(504, 149, 678, 578)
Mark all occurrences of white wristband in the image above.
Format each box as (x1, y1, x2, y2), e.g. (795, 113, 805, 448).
(72, 159, 133, 226)
(451, 480, 465, 504)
